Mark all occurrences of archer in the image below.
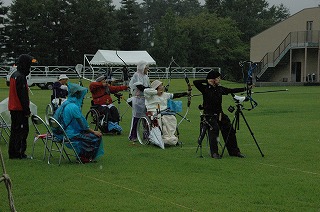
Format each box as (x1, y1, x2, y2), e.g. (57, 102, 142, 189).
(193, 70, 250, 159)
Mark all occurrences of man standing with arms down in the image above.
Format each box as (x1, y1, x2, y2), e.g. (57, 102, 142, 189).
(8, 54, 36, 159)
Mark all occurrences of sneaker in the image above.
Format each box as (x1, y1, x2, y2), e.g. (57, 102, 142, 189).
(211, 153, 221, 159)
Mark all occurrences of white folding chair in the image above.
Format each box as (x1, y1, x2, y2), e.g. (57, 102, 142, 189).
(47, 116, 82, 165)
(30, 114, 53, 160)
(0, 113, 11, 145)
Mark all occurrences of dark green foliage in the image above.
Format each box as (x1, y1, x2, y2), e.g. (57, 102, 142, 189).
(6, 0, 116, 65)
(118, 0, 142, 50)
(206, 0, 290, 42)
(0, 0, 290, 81)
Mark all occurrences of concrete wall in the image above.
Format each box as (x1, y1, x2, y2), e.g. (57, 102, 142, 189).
(250, 7, 320, 62)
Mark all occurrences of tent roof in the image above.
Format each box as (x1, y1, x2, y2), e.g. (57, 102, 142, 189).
(89, 50, 156, 66)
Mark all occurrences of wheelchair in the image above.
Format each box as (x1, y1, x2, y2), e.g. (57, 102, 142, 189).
(137, 110, 180, 147)
(85, 93, 123, 135)
(45, 95, 62, 124)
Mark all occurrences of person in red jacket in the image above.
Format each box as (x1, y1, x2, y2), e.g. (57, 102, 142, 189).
(89, 75, 128, 132)
(8, 54, 36, 159)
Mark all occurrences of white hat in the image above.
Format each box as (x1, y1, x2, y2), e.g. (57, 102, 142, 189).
(58, 74, 69, 80)
(151, 80, 162, 89)
(96, 75, 106, 82)
(137, 60, 148, 74)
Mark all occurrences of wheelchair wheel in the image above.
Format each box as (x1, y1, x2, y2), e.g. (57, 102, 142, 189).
(137, 116, 151, 145)
(45, 103, 54, 124)
(85, 109, 99, 131)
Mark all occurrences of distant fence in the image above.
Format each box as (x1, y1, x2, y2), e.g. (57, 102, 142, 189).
(0, 66, 220, 81)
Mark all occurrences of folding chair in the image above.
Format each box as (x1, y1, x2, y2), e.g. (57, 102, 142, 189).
(30, 114, 52, 160)
(45, 103, 54, 125)
(0, 113, 11, 145)
(47, 116, 82, 165)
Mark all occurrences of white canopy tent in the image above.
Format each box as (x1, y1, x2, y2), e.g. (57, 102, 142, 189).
(89, 50, 156, 66)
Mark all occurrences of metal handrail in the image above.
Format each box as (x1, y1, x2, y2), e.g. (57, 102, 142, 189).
(257, 30, 320, 78)
(0, 66, 221, 80)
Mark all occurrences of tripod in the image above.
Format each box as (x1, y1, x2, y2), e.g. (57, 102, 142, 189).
(221, 102, 264, 157)
(196, 114, 222, 158)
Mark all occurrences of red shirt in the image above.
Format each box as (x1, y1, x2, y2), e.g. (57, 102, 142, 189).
(89, 82, 127, 105)
(8, 71, 30, 115)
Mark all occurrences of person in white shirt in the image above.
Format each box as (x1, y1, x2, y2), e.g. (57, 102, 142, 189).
(144, 80, 188, 146)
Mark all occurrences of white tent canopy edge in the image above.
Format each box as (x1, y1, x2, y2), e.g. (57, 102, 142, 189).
(89, 50, 156, 66)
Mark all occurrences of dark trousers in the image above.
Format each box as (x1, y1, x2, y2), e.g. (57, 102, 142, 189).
(97, 105, 120, 123)
(206, 113, 240, 156)
(9, 111, 29, 158)
(129, 117, 139, 141)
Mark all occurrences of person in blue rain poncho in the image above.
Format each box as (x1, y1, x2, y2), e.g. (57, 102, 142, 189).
(53, 83, 104, 163)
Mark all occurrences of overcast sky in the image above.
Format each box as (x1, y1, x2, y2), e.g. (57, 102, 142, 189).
(266, 0, 319, 14)
(2, 0, 320, 15)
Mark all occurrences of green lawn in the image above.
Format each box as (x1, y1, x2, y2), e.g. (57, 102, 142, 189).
(0, 78, 320, 211)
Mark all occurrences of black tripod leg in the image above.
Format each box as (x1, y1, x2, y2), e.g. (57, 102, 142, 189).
(196, 120, 208, 158)
(239, 111, 264, 157)
(196, 145, 203, 158)
(221, 111, 238, 158)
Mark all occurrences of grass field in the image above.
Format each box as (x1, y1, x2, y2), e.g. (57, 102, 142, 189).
(0, 78, 320, 211)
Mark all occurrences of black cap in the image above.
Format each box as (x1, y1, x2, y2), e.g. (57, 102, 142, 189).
(206, 70, 221, 79)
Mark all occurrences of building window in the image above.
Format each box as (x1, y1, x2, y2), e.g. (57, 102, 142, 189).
(306, 21, 313, 31)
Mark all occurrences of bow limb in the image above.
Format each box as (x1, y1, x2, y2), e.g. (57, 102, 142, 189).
(177, 71, 192, 126)
(164, 57, 174, 92)
(116, 50, 128, 68)
(168, 57, 192, 126)
(242, 61, 258, 110)
(116, 50, 131, 86)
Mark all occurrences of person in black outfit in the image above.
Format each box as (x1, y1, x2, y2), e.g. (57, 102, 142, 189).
(122, 66, 130, 86)
(51, 74, 69, 110)
(193, 70, 247, 159)
(8, 54, 36, 159)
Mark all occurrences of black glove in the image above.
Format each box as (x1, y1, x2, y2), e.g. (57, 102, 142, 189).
(173, 92, 188, 99)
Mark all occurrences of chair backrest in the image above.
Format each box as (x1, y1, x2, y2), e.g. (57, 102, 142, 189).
(31, 114, 51, 136)
(45, 103, 55, 125)
(0, 113, 10, 128)
(48, 116, 68, 141)
(0, 113, 11, 144)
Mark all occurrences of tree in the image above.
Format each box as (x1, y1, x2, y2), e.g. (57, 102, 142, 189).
(66, 0, 118, 64)
(117, 0, 142, 50)
(0, 1, 10, 63)
(178, 12, 247, 80)
(152, 11, 247, 81)
(6, 0, 117, 65)
(205, 0, 221, 14)
(140, 0, 203, 52)
(206, 0, 290, 42)
(151, 9, 190, 66)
